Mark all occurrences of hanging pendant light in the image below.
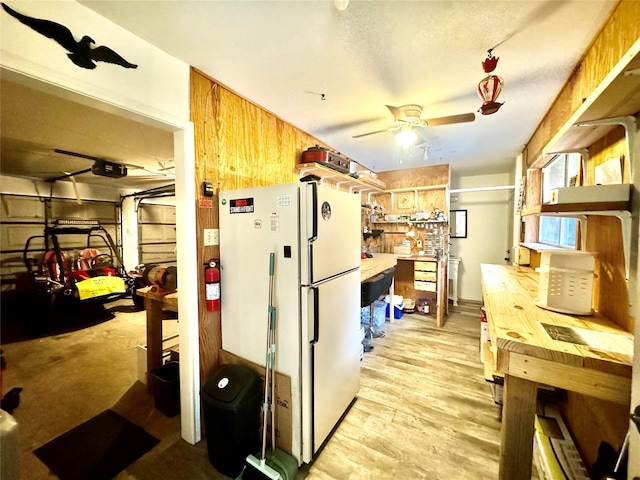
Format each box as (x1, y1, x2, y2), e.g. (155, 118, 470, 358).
(395, 125, 419, 147)
(477, 49, 504, 115)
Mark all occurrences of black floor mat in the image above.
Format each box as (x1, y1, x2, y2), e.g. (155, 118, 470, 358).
(33, 409, 160, 480)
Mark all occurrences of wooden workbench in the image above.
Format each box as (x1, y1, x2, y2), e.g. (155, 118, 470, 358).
(480, 264, 633, 480)
(136, 286, 179, 390)
(360, 253, 397, 282)
(360, 253, 397, 322)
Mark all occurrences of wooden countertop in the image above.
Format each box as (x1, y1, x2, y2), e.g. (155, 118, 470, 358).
(136, 285, 179, 312)
(481, 263, 634, 480)
(360, 253, 397, 282)
(480, 264, 633, 384)
(394, 255, 440, 262)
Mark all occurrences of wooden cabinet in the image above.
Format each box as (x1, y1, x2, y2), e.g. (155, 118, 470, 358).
(413, 260, 437, 292)
(393, 256, 447, 327)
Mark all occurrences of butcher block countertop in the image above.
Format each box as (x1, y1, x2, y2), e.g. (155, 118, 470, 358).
(480, 263, 633, 480)
(360, 253, 397, 282)
(480, 263, 633, 384)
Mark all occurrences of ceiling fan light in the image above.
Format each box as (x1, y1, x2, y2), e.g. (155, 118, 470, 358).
(333, 0, 349, 11)
(395, 127, 419, 147)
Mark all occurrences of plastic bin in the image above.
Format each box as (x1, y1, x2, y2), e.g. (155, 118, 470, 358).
(201, 363, 262, 478)
(360, 300, 386, 326)
(150, 361, 180, 417)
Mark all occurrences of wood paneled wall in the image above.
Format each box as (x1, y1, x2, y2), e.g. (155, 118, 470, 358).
(190, 69, 334, 379)
(375, 164, 449, 214)
(525, 0, 640, 167)
(517, 0, 639, 469)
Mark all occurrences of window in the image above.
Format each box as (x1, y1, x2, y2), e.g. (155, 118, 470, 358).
(539, 153, 580, 248)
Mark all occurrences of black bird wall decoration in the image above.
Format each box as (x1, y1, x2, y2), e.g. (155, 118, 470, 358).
(1, 2, 138, 70)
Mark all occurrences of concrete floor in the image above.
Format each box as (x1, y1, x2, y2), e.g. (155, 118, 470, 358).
(0, 297, 226, 480)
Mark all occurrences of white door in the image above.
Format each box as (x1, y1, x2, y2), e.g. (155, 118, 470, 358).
(306, 268, 361, 455)
(301, 183, 360, 284)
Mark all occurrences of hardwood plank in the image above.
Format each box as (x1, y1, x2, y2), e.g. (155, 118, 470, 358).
(508, 352, 632, 404)
(304, 307, 505, 479)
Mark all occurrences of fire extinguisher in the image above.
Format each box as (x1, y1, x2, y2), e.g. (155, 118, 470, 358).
(205, 259, 220, 312)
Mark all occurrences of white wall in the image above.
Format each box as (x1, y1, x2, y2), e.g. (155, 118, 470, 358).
(450, 172, 515, 302)
(0, 1, 189, 125)
(1, 1, 201, 444)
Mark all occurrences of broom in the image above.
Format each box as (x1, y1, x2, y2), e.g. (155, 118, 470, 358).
(242, 253, 295, 480)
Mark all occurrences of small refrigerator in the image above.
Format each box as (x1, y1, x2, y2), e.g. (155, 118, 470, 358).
(219, 182, 361, 464)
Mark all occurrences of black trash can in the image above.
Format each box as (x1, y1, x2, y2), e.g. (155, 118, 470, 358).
(201, 363, 262, 478)
(150, 361, 180, 417)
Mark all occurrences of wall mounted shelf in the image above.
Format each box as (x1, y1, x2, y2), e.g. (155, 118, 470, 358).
(296, 162, 385, 193)
(521, 201, 631, 216)
(522, 202, 632, 281)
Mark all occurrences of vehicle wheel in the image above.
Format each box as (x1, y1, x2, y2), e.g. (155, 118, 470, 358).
(23, 292, 52, 336)
(132, 285, 145, 311)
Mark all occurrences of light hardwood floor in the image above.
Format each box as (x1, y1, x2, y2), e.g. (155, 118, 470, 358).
(303, 303, 503, 479)
(3, 300, 508, 479)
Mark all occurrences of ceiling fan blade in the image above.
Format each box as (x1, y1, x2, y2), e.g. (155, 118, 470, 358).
(352, 126, 397, 139)
(425, 112, 475, 127)
(385, 105, 403, 121)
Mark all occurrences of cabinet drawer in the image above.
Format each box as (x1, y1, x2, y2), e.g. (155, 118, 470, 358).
(414, 280, 437, 292)
(414, 261, 437, 272)
(414, 271, 437, 282)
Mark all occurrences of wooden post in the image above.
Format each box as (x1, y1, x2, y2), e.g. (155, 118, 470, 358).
(499, 374, 537, 480)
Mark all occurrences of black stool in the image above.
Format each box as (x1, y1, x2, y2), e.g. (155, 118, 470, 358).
(360, 267, 395, 350)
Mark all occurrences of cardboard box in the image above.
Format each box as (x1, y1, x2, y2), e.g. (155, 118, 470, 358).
(549, 184, 630, 204)
(513, 246, 531, 266)
(393, 244, 411, 255)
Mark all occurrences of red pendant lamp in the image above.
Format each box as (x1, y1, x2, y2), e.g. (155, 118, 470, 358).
(477, 50, 504, 115)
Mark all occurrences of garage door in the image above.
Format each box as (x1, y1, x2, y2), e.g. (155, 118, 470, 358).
(137, 202, 176, 265)
(0, 195, 119, 293)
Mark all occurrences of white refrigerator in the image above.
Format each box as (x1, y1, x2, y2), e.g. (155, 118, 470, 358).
(219, 182, 361, 464)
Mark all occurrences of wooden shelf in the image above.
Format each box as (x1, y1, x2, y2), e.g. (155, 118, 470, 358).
(543, 47, 640, 154)
(521, 201, 632, 280)
(296, 162, 385, 192)
(521, 201, 631, 216)
(372, 219, 448, 224)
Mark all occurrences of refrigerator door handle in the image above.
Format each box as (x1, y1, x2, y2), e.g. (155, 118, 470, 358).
(310, 286, 319, 344)
(309, 182, 318, 242)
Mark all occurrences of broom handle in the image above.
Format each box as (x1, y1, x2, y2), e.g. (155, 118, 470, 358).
(261, 253, 276, 461)
(270, 306, 277, 452)
(268, 252, 277, 452)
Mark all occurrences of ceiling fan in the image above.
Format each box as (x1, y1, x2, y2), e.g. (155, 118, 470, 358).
(353, 104, 475, 146)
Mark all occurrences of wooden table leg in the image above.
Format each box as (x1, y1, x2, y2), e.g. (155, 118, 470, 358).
(145, 296, 164, 392)
(499, 374, 537, 480)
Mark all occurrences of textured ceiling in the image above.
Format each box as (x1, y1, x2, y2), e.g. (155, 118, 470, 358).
(0, 0, 620, 191)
